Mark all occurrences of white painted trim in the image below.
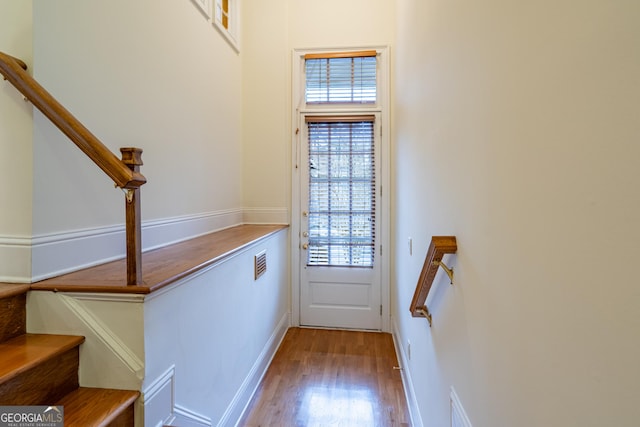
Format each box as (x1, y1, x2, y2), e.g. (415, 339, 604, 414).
(450, 387, 473, 427)
(290, 46, 391, 332)
(392, 316, 423, 427)
(218, 311, 290, 427)
(242, 207, 289, 225)
(0, 235, 31, 283)
(141, 366, 177, 427)
(63, 292, 146, 304)
(59, 294, 144, 378)
(30, 208, 243, 282)
(190, 0, 213, 20)
(172, 405, 213, 427)
(212, 0, 240, 53)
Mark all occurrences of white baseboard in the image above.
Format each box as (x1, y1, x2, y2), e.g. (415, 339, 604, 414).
(242, 207, 289, 225)
(29, 209, 243, 282)
(392, 316, 423, 427)
(170, 405, 213, 427)
(0, 235, 31, 283)
(451, 387, 473, 427)
(217, 312, 290, 427)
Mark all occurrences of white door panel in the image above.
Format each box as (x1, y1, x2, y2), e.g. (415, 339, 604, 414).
(299, 115, 381, 330)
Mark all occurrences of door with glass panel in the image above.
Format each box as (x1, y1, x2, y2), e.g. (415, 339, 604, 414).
(299, 115, 381, 330)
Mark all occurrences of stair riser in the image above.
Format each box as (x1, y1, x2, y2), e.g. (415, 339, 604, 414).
(0, 292, 26, 342)
(103, 404, 135, 427)
(0, 347, 79, 405)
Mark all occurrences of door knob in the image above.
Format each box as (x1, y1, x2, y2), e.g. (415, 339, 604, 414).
(302, 243, 309, 250)
(302, 231, 309, 237)
(302, 211, 308, 217)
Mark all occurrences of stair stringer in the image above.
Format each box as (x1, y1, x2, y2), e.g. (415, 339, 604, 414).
(26, 290, 145, 391)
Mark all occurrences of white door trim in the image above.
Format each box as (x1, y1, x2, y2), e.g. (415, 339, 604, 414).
(290, 46, 390, 332)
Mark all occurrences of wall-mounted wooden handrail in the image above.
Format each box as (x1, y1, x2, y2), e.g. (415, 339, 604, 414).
(410, 236, 457, 326)
(0, 51, 146, 286)
(0, 51, 146, 189)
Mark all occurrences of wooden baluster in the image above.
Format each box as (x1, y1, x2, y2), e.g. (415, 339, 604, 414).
(120, 148, 144, 286)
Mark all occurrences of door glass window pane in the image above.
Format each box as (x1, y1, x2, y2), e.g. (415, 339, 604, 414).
(307, 121, 375, 267)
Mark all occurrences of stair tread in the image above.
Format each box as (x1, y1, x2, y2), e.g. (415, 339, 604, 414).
(0, 333, 85, 384)
(57, 387, 139, 427)
(0, 283, 30, 299)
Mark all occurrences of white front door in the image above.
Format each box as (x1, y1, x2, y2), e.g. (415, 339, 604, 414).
(299, 115, 381, 330)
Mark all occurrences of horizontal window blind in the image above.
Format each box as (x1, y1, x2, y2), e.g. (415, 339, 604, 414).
(305, 55, 377, 104)
(307, 119, 376, 267)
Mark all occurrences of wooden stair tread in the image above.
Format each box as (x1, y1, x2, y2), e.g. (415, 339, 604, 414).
(57, 387, 139, 427)
(0, 333, 85, 384)
(0, 283, 30, 299)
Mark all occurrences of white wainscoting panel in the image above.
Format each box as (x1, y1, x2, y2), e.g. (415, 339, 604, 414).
(141, 366, 177, 427)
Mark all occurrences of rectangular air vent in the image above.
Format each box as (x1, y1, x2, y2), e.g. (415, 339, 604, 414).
(254, 250, 267, 280)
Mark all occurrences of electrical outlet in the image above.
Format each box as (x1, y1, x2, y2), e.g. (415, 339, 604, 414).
(407, 340, 411, 360)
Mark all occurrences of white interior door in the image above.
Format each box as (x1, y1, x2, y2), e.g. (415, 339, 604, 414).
(299, 115, 381, 330)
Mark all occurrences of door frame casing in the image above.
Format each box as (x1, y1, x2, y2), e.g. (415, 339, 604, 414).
(290, 46, 391, 332)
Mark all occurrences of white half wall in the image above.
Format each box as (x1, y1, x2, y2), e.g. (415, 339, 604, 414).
(26, 227, 289, 427)
(142, 228, 289, 426)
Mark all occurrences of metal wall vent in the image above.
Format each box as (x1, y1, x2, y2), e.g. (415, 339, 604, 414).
(254, 250, 267, 280)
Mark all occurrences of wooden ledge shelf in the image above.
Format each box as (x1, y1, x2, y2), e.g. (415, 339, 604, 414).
(410, 236, 457, 326)
(30, 224, 288, 295)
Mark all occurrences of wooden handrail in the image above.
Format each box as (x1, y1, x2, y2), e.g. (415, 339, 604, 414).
(0, 51, 145, 189)
(410, 236, 457, 326)
(1, 51, 146, 286)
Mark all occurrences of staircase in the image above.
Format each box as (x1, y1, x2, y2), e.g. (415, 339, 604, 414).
(0, 283, 139, 426)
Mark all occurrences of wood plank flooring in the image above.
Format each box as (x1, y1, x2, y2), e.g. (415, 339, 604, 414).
(240, 327, 411, 427)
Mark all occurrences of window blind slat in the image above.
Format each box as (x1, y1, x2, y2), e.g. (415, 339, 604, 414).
(305, 56, 377, 104)
(307, 120, 376, 267)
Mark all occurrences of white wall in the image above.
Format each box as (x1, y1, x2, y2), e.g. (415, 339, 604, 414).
(393, 1, 640, 426)
(0, 0, 33, 282)
(241, 0, 396, 225)
(29, 0, 243, 278)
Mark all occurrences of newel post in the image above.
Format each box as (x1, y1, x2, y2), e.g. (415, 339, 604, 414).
(121, 147, 144, 286)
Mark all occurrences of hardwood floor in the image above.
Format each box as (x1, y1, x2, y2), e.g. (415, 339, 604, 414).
(240, 327, 411, 427)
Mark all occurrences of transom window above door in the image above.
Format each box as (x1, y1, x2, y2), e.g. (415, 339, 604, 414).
(304, 51, 377, 104)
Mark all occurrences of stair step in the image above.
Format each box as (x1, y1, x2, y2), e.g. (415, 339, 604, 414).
(57, 387, 139, 427)
(0, 284, 29, 342)
(0, 333, 85, 404)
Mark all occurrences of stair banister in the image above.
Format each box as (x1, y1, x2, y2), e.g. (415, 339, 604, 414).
(0, 51, 146, 286)
(410, 236, 457, 326)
